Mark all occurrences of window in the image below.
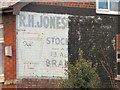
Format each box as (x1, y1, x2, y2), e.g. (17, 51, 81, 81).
(98, 0, 109, 9)
(116, 54, 120, 80)
(0, 25, 4, 83)
(96, 0, 120, 15)
(118, 62, 120, 75)
(117, 51, 120, 62)
(110, 0, 120, 11)
(0, 25, 3, 75)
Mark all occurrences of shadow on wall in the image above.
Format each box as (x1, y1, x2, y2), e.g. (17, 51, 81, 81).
(68, 16, 117, 88)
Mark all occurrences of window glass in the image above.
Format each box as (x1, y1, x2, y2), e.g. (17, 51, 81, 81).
(110, 0, 120, 11)
(118, 53, 120, 58)
(0, 28, 3, 38)
(0, 43, 3, 74)
(98, 0, 108, 9)
(118, 62, 120, 75)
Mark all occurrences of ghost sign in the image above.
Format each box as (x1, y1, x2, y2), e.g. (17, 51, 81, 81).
(16, 11, 69, 79)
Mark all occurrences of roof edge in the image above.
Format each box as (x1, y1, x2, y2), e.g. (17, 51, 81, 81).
(1, 1, 31, 15)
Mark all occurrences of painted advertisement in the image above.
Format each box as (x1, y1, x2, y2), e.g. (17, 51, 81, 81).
(16, 11, 69, 79)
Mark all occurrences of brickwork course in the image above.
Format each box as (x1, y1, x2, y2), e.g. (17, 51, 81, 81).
(32, 2, 96, 8)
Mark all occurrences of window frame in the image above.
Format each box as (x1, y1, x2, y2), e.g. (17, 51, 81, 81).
(116, 75, 120, 80)
(117, 51, 120, 62)
(0, 24, 4, 82)
(97, 0, 110, 11)
(96, 0, 120, 15)
(116, 62, 120, 80)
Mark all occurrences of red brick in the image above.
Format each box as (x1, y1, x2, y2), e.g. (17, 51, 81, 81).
(2, 1, 96, 88)
(4, 14, 16, 81)
(32, 2, 96, 9)
(117, 34, 120, 51)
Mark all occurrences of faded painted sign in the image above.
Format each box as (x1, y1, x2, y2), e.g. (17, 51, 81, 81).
(16, 11, 69, 79)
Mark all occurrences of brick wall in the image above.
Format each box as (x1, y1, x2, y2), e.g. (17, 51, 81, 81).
(2, 1, 96, 88)
(116, 34, 120, 51)
(2, 5, 64, 89)
(32, 2, 96, 8)
(3, 14, 16, 84)
(17, 79, 60, 88)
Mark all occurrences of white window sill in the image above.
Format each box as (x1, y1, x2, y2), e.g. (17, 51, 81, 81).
(115, 75, 120, 81)
(0, 74, 4, 82)
(96, 10, 120, 15)
(0, 74, 4, 77)
(0, 25, 3, 28)
(117, 59, 120, 62)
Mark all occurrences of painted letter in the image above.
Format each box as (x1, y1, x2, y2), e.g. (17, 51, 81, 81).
(19, 15, 25, 27)
(46, 59, 50, 67)
(28, 14, 34, 27)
